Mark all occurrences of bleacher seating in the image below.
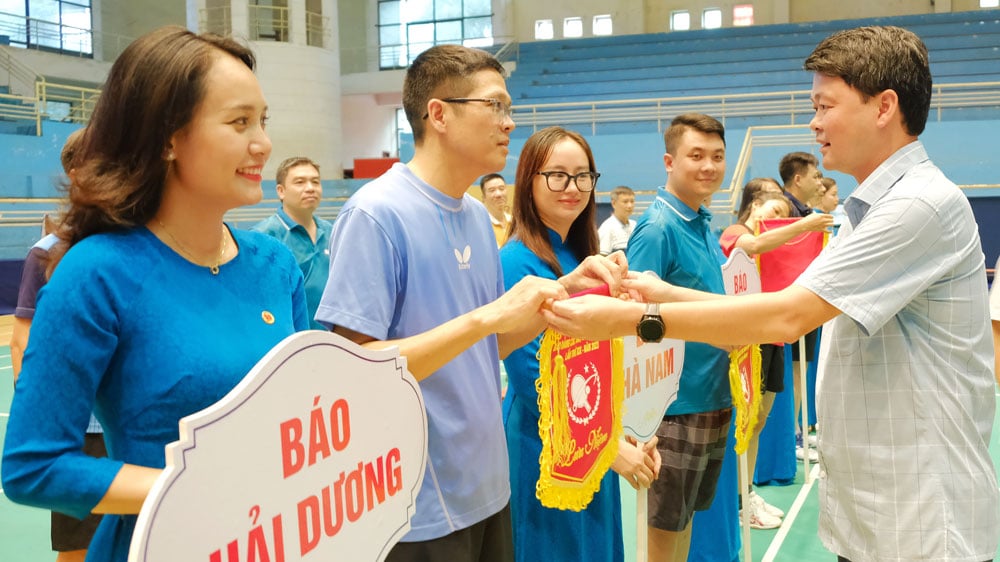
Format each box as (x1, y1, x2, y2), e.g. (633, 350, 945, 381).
(507, 11, 1000, 105)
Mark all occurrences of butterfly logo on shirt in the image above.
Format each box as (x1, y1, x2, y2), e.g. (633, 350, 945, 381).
(453, 245, 471, 270)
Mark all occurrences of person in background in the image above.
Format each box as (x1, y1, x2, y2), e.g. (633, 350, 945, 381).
(817, 176, 839, 214)
(990, 255, 1000, 388)
(544, 25, 999, 562)
(597, 185, 636, 255)
(625, 113, 733, 562)
(480, 173, 512, 247)
(719, 186, 832, 529)
(779, 151, 825, 458)
(731, 177, 782, 226)
(500, 127, 659, 562)
(252, 156, 332, 329)
(2, 26, 308, 562)
(10, 128, 107, 562)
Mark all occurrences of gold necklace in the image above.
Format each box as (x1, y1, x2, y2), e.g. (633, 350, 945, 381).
(157, 220, 228, 275)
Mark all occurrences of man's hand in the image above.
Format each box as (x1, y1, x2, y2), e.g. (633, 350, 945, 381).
(486, 275, 569, 334)
(543, 294, 640, 341)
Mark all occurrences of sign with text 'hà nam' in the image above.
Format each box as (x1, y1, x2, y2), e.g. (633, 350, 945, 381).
(621, 336, 684, 442)
(129, 331, 427, 562)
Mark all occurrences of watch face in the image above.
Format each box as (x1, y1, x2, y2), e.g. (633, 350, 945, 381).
(638, 316, 665, 342)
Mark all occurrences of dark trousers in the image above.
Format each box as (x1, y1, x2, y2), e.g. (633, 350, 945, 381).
(386, 503, 513, 562)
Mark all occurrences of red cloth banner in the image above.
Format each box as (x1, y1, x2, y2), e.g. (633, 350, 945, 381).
(756, 218, 828, 292)
(536, 285, 623, 511)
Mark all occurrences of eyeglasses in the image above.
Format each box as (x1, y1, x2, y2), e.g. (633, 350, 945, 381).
(422, 98, 514, 122)
(537, 171, 600, 192)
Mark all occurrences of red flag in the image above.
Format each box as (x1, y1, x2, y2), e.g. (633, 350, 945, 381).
(756, 218, 828, 293)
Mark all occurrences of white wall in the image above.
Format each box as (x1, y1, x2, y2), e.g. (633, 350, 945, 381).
(512, 0, 645, 40)
(340, 94, 398, 171)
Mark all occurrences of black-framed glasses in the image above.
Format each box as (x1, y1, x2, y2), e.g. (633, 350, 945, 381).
(422, 98, 513, 121)
(537, 171, 600, 192)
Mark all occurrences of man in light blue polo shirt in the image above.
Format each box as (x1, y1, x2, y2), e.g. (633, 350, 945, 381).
(315, 45, 622, 562)
(626, 113, 732, 562)
(252, 156, 332, 329)
(546, 26, 999, 562)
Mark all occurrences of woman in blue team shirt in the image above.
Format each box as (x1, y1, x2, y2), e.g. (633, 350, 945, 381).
(2, 26, 308, 562)
(500, 126, 659, 562)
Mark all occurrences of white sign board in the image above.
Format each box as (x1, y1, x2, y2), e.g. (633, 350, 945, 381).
(621, 336, 684, 442)
(722, 248, 762, 297)
(129, 331, 427, 562)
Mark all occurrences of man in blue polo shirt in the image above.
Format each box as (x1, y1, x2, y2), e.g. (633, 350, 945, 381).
(253, 156, 332, 329)
(625, 113, 731, 562)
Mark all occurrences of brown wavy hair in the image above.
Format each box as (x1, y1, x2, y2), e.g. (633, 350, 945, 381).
(508, 127, 598, 277)
(48, 26, 255, 274)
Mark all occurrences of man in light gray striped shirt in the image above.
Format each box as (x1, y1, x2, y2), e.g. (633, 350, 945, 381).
(545, 25, 999, 562)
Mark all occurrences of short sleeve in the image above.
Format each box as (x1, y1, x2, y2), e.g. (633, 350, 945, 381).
(797, 195, 956, 336)
(14, 247, 48, 319)
(627, 220, 670, 277)
(990, 256, 1000, 321)
(598, 221, 613, 255)
(315, 207, 401, 339)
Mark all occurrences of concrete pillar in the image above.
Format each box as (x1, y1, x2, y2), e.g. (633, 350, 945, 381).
(289, 0, 306, 45)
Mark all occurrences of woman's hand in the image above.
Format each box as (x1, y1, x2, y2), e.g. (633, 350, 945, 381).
(559, 252, 628, 295)
(611, 436, 661, 490)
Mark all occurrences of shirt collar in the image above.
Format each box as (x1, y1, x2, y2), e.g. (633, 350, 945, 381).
(844, 141, 928, 228)
(489, 212, 511, 227)
(656, 187, 713, 223)
(276, 205, 317, 233)
(784, 191, 812, 216)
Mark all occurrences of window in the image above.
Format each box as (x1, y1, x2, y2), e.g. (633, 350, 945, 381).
(593, 14, 612, 36)
(535, 19, 553, 40)
(0, 0, 93, 56)
(733, 4, 754, 26)
(981, 0, 999, 7)
(563, 16, 582, 38)
(703, 8, 722, 29)
(670, 10, 690, 31)
(377, 0, 494, 70)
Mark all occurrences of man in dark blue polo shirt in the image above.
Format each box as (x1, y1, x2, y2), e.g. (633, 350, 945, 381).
(252, 156, 333, 329)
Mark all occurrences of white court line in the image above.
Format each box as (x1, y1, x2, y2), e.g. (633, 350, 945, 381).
(0, 413, 8, 418)
(0, 353, 10, 360)
(762, 463, 822, 562)
(0, 365, 11, 371)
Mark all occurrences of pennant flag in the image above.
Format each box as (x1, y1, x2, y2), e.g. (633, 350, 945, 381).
(536, 285, 623, 511)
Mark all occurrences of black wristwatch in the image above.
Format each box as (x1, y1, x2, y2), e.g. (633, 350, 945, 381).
(636, 303, 665, 343)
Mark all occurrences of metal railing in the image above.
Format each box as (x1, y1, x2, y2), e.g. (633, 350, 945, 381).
(512, 81, 1000, 135)
(249, 4, 289, 42)
(0, 44, 37, 94)
(0, 10, 133, 61)
(200, 5, 232, 37)
(0, 91, 40, 134)
(305, 10, 327, 48)
(36, 80, 99, 124)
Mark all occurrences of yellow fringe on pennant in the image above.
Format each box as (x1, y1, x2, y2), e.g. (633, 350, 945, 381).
(728, 344, 763, 455)
(535, 331, 624, 511)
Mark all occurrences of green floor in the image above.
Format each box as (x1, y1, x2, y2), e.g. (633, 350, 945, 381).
(1, 347, 998, 561)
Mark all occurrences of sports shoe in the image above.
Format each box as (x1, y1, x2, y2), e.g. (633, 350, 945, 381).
(741, 500, 782, 530)
(796, 445, 819, 462)
(749, 491, 784, 519)
(805, 433, 818, 446)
